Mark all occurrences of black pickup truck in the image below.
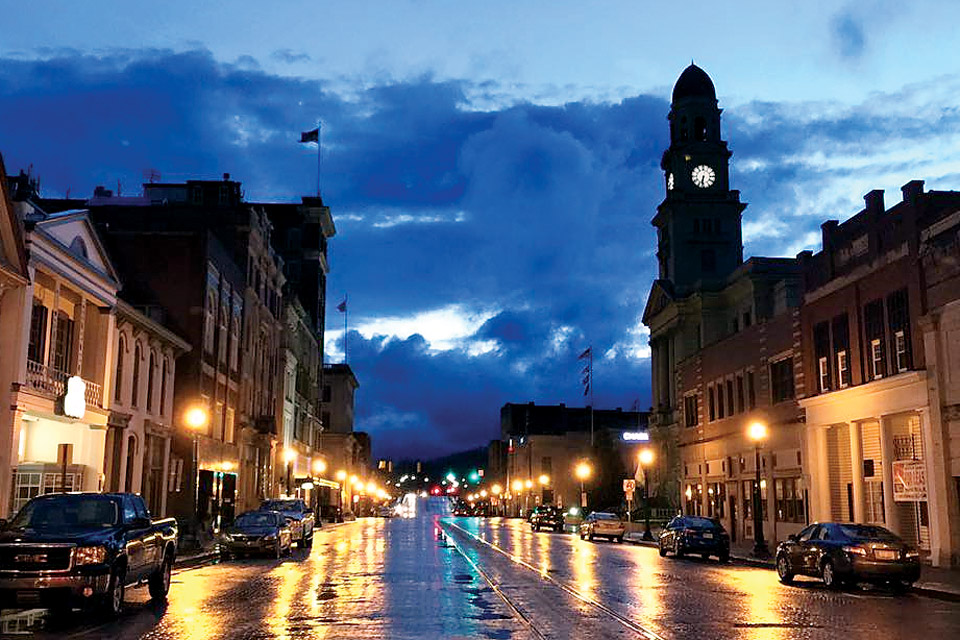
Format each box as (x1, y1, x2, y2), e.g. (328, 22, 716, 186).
(0, 492, 178, 615)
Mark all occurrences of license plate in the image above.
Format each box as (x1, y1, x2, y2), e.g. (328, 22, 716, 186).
(702, 533, 713, 539)
(875, 549, 898, 560)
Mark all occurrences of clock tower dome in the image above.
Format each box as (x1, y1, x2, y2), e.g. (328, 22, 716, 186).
(653, 64, 745, 295)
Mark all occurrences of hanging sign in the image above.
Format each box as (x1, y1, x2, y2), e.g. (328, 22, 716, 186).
(63, 376, 87, 420)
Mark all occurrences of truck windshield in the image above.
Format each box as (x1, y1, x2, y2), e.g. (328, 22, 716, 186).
(10, 496, 120, 531)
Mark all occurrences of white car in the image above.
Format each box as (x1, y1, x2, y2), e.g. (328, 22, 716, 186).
(579, 512, 626, 542)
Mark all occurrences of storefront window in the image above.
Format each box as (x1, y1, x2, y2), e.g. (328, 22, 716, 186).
(775, 477, 805, 523)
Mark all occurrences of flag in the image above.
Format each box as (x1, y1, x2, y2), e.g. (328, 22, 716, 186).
(337, 299, 347, 313)
(583, 383, 590, 396)
(300, 127, 319, 143)
(578, 346, 592, 360)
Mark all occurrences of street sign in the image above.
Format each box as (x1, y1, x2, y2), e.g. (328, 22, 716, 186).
(893, 460, 927, 501)
(623, 479, 636, 493)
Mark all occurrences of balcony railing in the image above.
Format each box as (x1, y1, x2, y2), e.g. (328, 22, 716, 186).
(25, 360, 103, 408)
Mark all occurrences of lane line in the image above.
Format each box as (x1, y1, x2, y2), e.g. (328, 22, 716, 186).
(442, 519, 666, 640)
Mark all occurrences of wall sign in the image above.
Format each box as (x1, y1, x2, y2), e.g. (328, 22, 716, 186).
(622, 431, 649, 442)
(892, 460, 927, 502)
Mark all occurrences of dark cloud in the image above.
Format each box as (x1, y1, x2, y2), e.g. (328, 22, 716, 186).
(271, 49, 311, 64)
(831, 12, 866, 60)
(0, 48, 952, 458)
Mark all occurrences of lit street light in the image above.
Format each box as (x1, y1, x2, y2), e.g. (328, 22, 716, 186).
(183, 405, 209, 526)
(575, 462, 591, 509)
(748, 421, 771, 559)
(638, 448, 655, 541)
(313, 459, 327, 475)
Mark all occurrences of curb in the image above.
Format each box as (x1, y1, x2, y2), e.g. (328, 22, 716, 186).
(623, 535, 960, 599)
(174, 550, 219, 569)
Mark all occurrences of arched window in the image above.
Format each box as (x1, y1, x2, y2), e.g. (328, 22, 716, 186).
(680, 116, 688, 141)
(695, 116, 707, 141)
(146, 351, 156, 412)
(114, 336, 126, 403)
(160, 357, 169, 416)
(69, 236, 89, 259)
(131, 343, 141, 407)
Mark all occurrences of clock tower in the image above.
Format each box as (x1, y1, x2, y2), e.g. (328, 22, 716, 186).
(653, 64, 745, 295)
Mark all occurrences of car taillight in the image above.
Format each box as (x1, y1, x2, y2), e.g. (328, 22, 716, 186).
(842, 545, 867, 557)
(683, 528, 696, 536)
(905, 549, 920, 558)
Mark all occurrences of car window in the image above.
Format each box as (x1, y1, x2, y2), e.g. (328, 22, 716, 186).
(838, 524, 901, 542)
(818, 525, 832, 540)
(797, 524, 819, 542)
(133, 495, 149, 521)
(122, 495, 139, 524)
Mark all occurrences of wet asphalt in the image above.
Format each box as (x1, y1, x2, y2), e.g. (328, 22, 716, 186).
(4, 497, 960, 639)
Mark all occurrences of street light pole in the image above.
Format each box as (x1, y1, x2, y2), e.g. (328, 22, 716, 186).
(748, 422, 771, 559)
(638, 448, 655, 541)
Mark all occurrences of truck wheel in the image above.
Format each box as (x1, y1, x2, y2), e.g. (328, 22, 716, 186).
(149, 556, 172, 601)
(102, 567, 125, 616)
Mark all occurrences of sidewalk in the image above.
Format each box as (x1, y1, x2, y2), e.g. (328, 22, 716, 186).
(623, 531, 960, 600)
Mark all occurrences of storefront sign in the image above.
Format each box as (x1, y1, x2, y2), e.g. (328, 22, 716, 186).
(63, 376, 86, 419)
(622, 431, 649, 442)
(893, 460, 927, 502)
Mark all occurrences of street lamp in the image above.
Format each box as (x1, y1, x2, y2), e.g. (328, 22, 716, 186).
(575, 462, 591, 509)
(747, 421, 771, 559)
(184, 405, 209, 527)
(638, 448, 655, 541)
(313, 459, 327, 475)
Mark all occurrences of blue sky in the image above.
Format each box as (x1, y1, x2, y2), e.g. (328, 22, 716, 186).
(2, 1, 959, 459)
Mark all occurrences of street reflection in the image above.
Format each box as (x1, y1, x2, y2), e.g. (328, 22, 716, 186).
(732, 568, 789, 640)
(161, 564, 230, 639)
(571, 535, 599, 599)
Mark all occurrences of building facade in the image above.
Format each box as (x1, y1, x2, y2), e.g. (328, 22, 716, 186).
(105, 300, 190, 517)
(798, 183, 960, 567)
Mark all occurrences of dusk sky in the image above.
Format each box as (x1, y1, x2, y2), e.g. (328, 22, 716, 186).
(2, 1, 959, 459)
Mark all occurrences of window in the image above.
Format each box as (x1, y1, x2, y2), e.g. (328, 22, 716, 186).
(541, 457, 552, 475)
(736, 375, 745, 413)
(717, 382, 725, 418)
(160, 358, 169, 415)
(28, 303, 49, 363)
(204, 289, 216, 354)
(707, 483, 725, 518)
(52, 311, 74, 373)
(218, 286, 229, 365)
(894, 330, 908, 373)
(131, 344, 141, 407)
(684, 395, 698, 427)
(747, 371, 756, 409)
(229, 301, 241, 372)
(225, 407, 235, 444)
(726, 379, 735, 415)
(864, 299, 885, 378)
(775, 477, 804, 523)
(871, 338, 884, 380)
(694, 116, 707, 141)
(865, 481, 884, 524)
(743, 310, 752, 328)
(708, 386, 716, 421)
(836, 351, 849, 389)
(115, 336, 126, 403)
(832, 314, 851, 388)
(146, 352, 156, 412)
(887, 289, 911, 372)
(322, 386, 332, 403)
(770, 357, 795, 403)
(742, 480, 754, 520)
(814, 321, 831, 392)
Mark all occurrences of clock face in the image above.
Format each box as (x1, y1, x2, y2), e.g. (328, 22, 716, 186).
(667, 173, 674, 191)
(691, 165, 716, 188)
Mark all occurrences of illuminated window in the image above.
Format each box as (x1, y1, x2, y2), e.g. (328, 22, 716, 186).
(871, 339, 884, 380)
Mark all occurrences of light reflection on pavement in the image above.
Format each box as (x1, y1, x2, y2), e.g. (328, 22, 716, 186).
(447, 516, 960, 640)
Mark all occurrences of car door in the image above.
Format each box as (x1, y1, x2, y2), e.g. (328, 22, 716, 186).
(789, 524, 819, 575)
(134, 496, 159, 569)
(663, 517, 680, 547)
(122, 495, 147, 581)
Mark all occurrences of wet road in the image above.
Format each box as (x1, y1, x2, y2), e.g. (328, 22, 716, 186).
(5, 497, 960, 639)
(443, 515, 960, 640)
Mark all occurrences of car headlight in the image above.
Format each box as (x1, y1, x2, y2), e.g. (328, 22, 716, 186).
(74, 546, 108, 565)
(221, 534, 234, 542)
(263, 534, 277, 541)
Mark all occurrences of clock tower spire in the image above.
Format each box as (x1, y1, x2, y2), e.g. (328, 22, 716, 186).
(653, 64, 745, 295)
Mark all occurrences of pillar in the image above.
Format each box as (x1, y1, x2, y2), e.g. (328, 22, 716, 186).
(878, 415, 900, 535)
(919, 407, 950, 567)
(812, 426, 832, 521)
(849, 421, 866, 523)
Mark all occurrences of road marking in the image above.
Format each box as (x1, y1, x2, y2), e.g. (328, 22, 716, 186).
(442, 519, 666, 640)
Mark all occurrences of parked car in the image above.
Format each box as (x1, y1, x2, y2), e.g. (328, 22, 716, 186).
(376, 504, 396, 518)
(775, 522, 921, 590)
(658, 515, 730, 562)
(579, 512, 625, 542)
(0, 492, 177, 616)
(221, 511, 292, 558)
(259, 499, 316, 547)
(529, 506, 566, 532)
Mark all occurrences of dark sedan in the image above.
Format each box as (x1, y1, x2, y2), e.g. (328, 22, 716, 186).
(776, 522, 920, 590)
(529, 506, 565, 532)
(658, 515, 730, 562)
(221, 511, 292, 559)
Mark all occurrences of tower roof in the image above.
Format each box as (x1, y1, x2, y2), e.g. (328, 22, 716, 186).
(672, 64, 716, 103)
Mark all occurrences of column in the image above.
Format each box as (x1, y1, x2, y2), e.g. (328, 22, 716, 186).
(849, 421, 865, 523)
(919, 407, 949, 567)
(812, 426, 831, 521)
(878, 415, 900, 535)
(650, 341, 661, 410)
(160, 435, 172, 517)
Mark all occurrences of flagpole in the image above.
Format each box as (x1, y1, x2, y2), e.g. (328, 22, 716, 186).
(343, 294, 348, 364)
(317, 120, 322, 197)
(589, 347, 594, 447)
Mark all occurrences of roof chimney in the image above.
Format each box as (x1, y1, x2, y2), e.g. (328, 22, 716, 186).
(901, 180, 924, 206)
(821, 220, 839, 250)
(864, 189, 884, 215)
(223, 172, 231, 181)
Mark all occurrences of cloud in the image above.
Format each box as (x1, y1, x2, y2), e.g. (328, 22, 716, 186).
(831, 11, 866, 60)
(271, 49, 311, 64)
(0, 48, 955, 458)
